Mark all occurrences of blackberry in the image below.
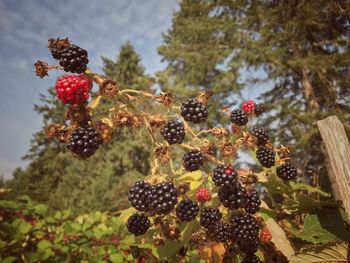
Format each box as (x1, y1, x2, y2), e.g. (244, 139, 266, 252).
(149, 181, 178, 215)
(276, 163, 297, 180)
(200, 207, 222, 229)
(256, 147, 275, 168)
(250, 127, 269, 146)
(244, 189, 261, 214)
(182, 149, 203, 171)
(128, 181, 152, 212)
(212, 164, 237, 187)
(160, 120, 185, 144)
(231, 213, 260, 245)
(59, 44, 89, 73)
(254, 104, 265, 117)
(67, 126, 102, 158)
(181, 98, 208, 123)
(51, 44, 66, 60)
(230, 109, 248, 126)
(242, 254, 261, 263)
(209, 220, 234, 242)
(238, 239, 259, 254)
(127, 213, 150, 236)
(176, 198, 199, 222)
(218, 181, 247, 210)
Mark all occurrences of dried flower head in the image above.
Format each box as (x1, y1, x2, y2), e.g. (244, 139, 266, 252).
(211, 127, 229, 138)
(219, 141, 236, 158)
(47, 37, 70, 50)
(34, 60, 49, 78)
(177, 182, 190, 195)
(45, 124, 70, 143)
(197, 89, 214, 105)
(154, 145, 172, 164)
(155, 92, 174, 107)
(100, 79, 119, 98)
(114, 110, 143, 129)
(148, 114, 166, 129)
(200, 140, 217, 161)
(65, 105, 91, 126)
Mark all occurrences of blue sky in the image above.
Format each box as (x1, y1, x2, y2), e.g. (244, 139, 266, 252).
(0, 0, 179, 178)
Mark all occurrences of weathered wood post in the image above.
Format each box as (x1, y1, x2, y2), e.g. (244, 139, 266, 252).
(317, 116, 350, 219)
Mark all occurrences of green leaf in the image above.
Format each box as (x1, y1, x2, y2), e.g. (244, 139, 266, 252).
(289, 181, 330, 197)
(2, 257, 16, 263)
(38, 240, 52, 250)
(157, 240, 183, 259)
(33, 204, 48, 215)
(70, 222, 81, 231)
(19, 221, 32, 234)
(178, 170, 202, 183)
(182, 220, 199, 244)
(290, 243, 348, 263)
(110, 253, 123, 263)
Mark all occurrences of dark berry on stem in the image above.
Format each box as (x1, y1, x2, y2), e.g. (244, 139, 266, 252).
(200, 207, 222, 229)
(230, 109, 248, 126)
(242, 254, 261, 263)
(244, 189, 261, 214)
(231, 213, 260, 245)
(149, 181, 178, 215)
(180, 98, 208, 123)
(160, 120, 185, 144)
(210, 220, 234, 242)
(67, 126, 102, 159)
(254, 104, 265, 117)
(176, 198, 199, 222)
(212, 164, 237, 187)
(251, 126, 269, 146)
(256, 147, 275, 168)
(127, 213, 150, 236)
(218, 181, 247, 210)
(128, 181, 152, 212)
(276, 163, 297, 180)
(59, 44, 89, 74)
(182, 149, 203, 171)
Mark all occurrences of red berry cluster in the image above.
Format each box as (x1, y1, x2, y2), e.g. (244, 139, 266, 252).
(196, 187, 211, 203)
(55, 74, 92, 104)
(242, 100, 256, 113)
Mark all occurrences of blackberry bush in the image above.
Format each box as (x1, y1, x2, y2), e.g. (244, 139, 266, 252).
(212, 164, 237, 187)
(176, 198, 199, 222)
(276, 163, 298, 180)
(160, 120, 185, 144)
(67, 126, 102, 158)
(181, 98, 208, 123)
(256, 147, 275, 168)
(128, 181, 152, 212)
(127, 213, 150, 236)
(182, 149, 203, 171)
(218, 181, 247, 210)
(200, 207, 222, 229)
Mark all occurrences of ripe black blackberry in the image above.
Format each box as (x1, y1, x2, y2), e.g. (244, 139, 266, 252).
(238, 239, 259, 254)
(59, 44, 89, 73)
(149, 181, 178, 215)
(127, 213, 150, 236)
(230, 109, 248, 126)
(244, 189, 261, 214)
(276, 163, 298, 180)
(242, 254, 261, 263)
(50, 44, 67, 60)
(180, 98, 208, 123)
(212, 164, 237, 187)
(254, 104, 265, 117)
(176, 198, 199, 222)
(209, 220, 234, 242)
(256, 147, 275, 168)
(218, 181, 247, 210)
(128, 181, 152, 212)
(231, 213, 260, 244)
(160, 120, 185, 144)
(67, 126, 102, 159)
(250, 126, 269, 146)
(182, 149, 203, 171)
(200, 207, 222, 229)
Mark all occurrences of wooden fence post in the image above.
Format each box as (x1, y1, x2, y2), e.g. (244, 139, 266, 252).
(317, 116, 350, 219)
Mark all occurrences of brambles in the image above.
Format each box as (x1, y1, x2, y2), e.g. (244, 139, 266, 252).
(180, 98, 208, 123)
(59, 44, 89, 73)
(218, 181, 247, 210)
(200, 207, 222, 229)
(176, 198, 199, 222)
(230, 109, 248, 126)
(251, 126, 269, 146)
(256, 147, 275, 168)
(245, 189, 261, 214)
(67, 126, 103, 158)
(55, 75, 92, 104)
(127, 213, 150, 236)
(128, 181, 152, 212)
(196, 187, 211, 203)
(276, 163, 298, 180)
(212, 164, 237, 187)
(160, 120, 185, 144)
(182, 149, 203, 171)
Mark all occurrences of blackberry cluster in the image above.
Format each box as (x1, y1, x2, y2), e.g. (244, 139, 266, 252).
(128, 181, 151, 212)
(59, 44, 89, 73)
(182, 149, 203, 171)
(50, 44, 67, 60)
(127, 213, 150, 236)
(276, 163, 297, 180)
(160, 120, 185, 144)
(256, 147, 275, 168)
(181, 98, 208, 123)
(254, 104, 265, 117)
(210, 221, 234, 242)
(212, 164, 237, 187)
(230, 109, 248, 126)
(244, 189, 261, 214)
(251, 126, 269, 146)
(231, 213, 260, 250)
(200, 207, 222, 229)
(218, 181, 247, 210)
(67, 126, 103, 158)
(149, 181, 178, 215)
(242, 254, 261, 263)
(176, 199, 199, 222)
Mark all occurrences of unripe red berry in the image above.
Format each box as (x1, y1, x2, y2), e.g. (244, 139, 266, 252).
(55, 74, 92, 104)
(196, 187, 211, 203)
(260, 226, 272, 243)
(242, 100, 256, 113)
